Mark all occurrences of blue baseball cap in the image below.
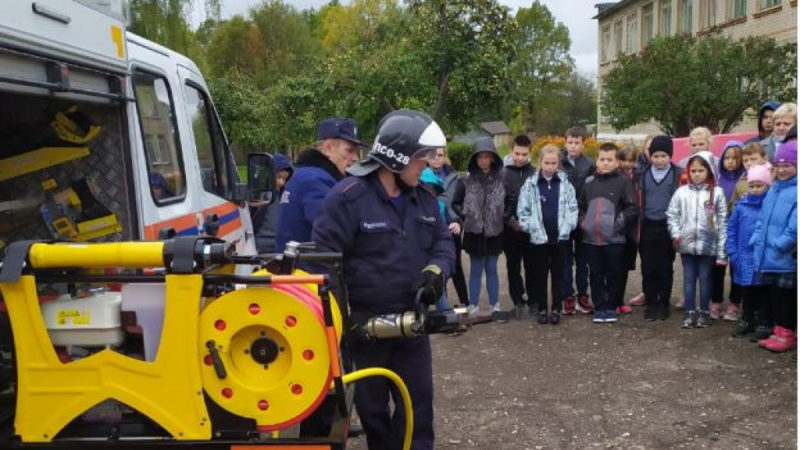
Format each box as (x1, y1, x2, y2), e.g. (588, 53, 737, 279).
(317, 117, 364, 147)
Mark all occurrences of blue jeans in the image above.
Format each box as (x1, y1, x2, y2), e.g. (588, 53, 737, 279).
(562, 233, 589, 300)
(681, 254, 714, 311)
(469, 255, 499, 307)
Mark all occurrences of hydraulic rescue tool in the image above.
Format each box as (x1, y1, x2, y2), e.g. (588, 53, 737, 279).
(0, 237, 471, 449)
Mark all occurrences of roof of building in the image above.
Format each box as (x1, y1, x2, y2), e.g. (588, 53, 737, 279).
(593, 1, 634, 20)
(479, 121, 511, 135)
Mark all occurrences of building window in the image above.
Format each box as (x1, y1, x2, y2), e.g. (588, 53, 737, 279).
(642, 3, 654, 45)
(614, 20, 623, 56)
(626, 13, 638, 53)
(731, 0, 747, 17)
(602, 25, 612, 62)
(759, 0, 781, 8)
(661, 1, 673, 35)
(679, 0, 693, 33)
(700, 0, 718, 29)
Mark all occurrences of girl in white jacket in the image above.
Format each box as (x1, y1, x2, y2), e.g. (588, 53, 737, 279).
(666, 151, 728, 329)
(517, 145, 578, 324)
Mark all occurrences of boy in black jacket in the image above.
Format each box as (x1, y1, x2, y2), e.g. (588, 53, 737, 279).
(579, 143, 639, 323)
(561, 126, 596, 314)
(502, 135, 536, 318)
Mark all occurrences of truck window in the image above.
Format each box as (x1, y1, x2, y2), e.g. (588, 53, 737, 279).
(133, 71, 186, 204)
(183, 83, 231, 198)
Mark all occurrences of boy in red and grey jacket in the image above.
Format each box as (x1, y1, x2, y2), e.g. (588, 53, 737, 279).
(578, 142, 639, 323)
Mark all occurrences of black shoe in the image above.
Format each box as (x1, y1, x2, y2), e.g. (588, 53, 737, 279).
(537, 311, 549, 324)
(549, 311, 561, 325)
(750, 325, 772, 342)
(348, 424, 364, 437)
(658, 306, 670, 320)
(732, 320, 755, 338)
(644, 308, 657, 321)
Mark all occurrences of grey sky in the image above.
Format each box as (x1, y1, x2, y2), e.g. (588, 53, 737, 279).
(193, 0, 599, 77)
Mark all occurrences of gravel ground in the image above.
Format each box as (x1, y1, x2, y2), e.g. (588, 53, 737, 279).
(348, 254, 797, 449)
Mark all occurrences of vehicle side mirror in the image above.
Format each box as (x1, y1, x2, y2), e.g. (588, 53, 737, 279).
(247, 152, 274, 204)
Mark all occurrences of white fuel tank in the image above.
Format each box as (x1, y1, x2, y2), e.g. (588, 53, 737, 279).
(41, 290, 124, 347)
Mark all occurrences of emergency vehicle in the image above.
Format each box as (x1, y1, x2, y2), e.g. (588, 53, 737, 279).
(0, 0, 267, 256)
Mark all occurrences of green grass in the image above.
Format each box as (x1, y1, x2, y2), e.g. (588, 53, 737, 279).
(237, 165, 247, 180)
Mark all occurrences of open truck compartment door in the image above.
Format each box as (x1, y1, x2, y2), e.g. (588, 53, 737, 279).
(0, 0, 136, 248)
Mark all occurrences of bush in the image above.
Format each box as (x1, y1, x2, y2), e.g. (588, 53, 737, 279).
(531, 135, 600, 162)
(447, 141, 472, 172)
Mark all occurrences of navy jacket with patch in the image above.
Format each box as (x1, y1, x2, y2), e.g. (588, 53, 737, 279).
(312, 174, 455, 316)
(275, 148, 344, 252)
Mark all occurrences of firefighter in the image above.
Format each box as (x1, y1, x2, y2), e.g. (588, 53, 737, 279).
(313, 109, 455, 450)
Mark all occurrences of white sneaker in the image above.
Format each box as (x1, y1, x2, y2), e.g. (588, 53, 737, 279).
(491, 303, 502, 313)
(467, 305, 478, 317)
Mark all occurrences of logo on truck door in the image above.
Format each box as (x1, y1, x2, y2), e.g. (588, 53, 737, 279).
(144, 203, 242, 240)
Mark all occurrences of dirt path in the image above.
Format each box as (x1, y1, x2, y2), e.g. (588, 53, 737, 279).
(348, 255, 797, 449)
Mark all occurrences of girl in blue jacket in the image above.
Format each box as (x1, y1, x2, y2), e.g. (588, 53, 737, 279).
(727, 164, 770, 338)
(752, 139, 797, 353)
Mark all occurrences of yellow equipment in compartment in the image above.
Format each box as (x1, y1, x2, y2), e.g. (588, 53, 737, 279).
(41, 178, 122, 241)
(0, 106, 101, 182)
(0, 241, 343, 443)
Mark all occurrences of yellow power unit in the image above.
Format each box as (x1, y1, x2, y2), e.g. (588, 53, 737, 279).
(0, 241, 344, 443)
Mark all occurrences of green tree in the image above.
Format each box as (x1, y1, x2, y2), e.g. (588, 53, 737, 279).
(207, 73, 273, 156)
(510, 1, 574, 134)
(206, 16, 269, 82)
(248, 0, 323, 86)
(602, 34, 797, 136)
(408, 0, 517, 130)
(129, 0, 220, 72)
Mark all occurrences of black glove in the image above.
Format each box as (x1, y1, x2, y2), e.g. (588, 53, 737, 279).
(415, 265, 445, 306)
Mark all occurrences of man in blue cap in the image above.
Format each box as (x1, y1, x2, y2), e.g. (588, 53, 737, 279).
(275, 117, 363, 252)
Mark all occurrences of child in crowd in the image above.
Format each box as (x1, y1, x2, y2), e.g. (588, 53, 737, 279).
(501, 135, 536, 318)
(251, 153, 293, 253)
(628, 135, 656, 307)
(674, 126, 715, 311)
(712, 141, 745, 321)
(561, 126, 596, 315)
(745, 101, 780, 144)
(727, 164, 771, 338)
(752, 139, 797, 352)
(419, 166, 451, 311)
(677, 127, 716, 173)
(731, 142, 770, 206)
(616, 146, 641, 315)
(452, 137, 505, 315)
(762, 103, 796, 162)
(579, 143, 638, 324)
(429, 146, 469, 306)
(517, 144, 578, 325)
(640, 136, 683, 320)
(667, 151, 728, 328)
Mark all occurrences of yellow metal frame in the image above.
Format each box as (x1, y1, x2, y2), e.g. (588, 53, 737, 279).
(0, 274, 210, 442)
(0, 147, 90, 182)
